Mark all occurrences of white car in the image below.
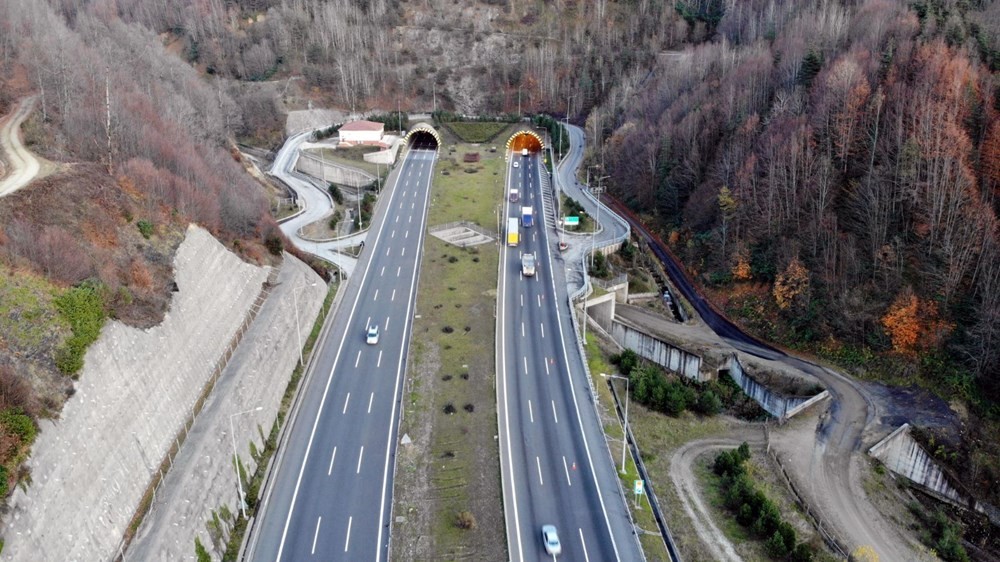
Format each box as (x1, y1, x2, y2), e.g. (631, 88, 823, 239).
(366, 324, 379, 345)
(512, 161, 519, 168)
(541, 525, 561, 556)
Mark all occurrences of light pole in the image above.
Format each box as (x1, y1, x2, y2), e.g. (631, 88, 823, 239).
(590, 177, 608, 269)
(230, 406, 263, 519)
(292, 280, 319, 366)
(601, 373, 631, 474)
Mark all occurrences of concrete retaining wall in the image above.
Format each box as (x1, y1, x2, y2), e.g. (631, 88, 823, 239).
(295, 151, 374, 188)
(610, 319, 704, 381)
(725, 354, 824, 420)
(868, 424, 966, 505)
(1, 225, 270, 562)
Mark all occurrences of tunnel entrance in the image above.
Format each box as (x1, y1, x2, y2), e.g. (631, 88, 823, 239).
(404, 123, 442, 150)
(506, 130, 545, 155)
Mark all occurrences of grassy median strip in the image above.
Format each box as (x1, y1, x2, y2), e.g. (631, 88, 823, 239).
(391, 144, 506, 560)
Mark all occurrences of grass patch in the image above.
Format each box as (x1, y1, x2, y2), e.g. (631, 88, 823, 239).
(306, 147, 384, 177)
(441, 122, 510, 143)
(392, 143, 504, 560)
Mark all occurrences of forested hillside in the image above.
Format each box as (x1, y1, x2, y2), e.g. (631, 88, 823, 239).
(599, 0, 1000, 501)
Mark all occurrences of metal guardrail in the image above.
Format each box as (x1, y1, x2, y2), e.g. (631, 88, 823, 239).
(607, 382, 683, 562)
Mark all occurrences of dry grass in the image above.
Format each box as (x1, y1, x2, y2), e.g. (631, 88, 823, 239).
(392, 145, 506, 561)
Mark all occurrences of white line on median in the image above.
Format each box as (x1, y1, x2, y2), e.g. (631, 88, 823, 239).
(312, 517, 322, 554)
(342, 393, 350, 414)
(536, 456, 544, 486)
(356, 446, 364, 474)
(327, 447, 337, 476)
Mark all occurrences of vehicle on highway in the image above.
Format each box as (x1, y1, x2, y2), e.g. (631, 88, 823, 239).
(507, 217, 519, 247)
(513, 161, 519, 168)
(521, 206, 534, 228)
(366, 324, 379, 345)
(541, 525, 561, 556)
(522, 253, 536, 277)
(521, 148, 528, 157)
(509, 188, 519, 203)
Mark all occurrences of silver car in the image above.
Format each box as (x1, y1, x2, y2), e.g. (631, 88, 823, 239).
(366, 324, 379, 345)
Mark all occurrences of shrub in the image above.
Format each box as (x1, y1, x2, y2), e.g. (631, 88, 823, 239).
(765, 530, 789, 558)
(455, 510, 477, 530)
(328, 183, 344, 204)
(0, 465, 8, 497)
(791, 542, 814, 561)
(694, 389, 722, 415)
(0, 409, 36, 443)
(195, 537, 211, 562)
(54, 282, 107, 375)
(136, 219, 153, 239)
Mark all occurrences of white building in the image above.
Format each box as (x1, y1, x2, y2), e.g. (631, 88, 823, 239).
(339, 120, 385, 145)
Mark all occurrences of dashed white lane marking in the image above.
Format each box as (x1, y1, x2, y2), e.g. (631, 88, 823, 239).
(391, 289, 396, 302)
(545, 359, 550, 376)
(538, 295, 542, 307)
(551, 400, 559, 424)
(528, 400, 534, 423)
(579, 528, 591, 562)
(540, 322, 545, 339)
(380, 266, 385, 276)
(397, 266, 401, 277)
(355, 350, 361, 368)
(523, 356, 528, 374)
(377, 350, 383, 368)
(563, 456, 572, 486)
(344, 516, 353, 552)
(356, 446, 364, 474)
(521, 322, 525, 337)
(311, 517, 322, 554)
(367, 392, 375, 413)
(327, 447, 337, 476)
(391, 230, 396, 238)
(536, 456, 544, 486)
(342, 393, 350, 414)
(373, 289, 379, 301)
(402, 247, 406, 257)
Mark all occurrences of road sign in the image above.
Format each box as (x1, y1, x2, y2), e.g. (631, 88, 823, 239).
(564, 216, 580, 226)
(634, 480, 644, 495)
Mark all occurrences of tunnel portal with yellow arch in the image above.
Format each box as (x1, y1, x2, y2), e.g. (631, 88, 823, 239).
(505, 130, 545, 155)
(404, 123, 442, 150)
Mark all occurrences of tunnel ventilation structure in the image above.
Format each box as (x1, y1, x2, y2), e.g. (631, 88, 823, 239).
(506, 130, 545, 155)
(404, 123, 442, 149)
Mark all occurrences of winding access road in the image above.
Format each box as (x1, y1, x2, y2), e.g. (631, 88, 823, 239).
(606, 195, 919, 560)
(497, 149, 643, 561)
(247, 143, 437, 562)
(0, 96, 40, 198)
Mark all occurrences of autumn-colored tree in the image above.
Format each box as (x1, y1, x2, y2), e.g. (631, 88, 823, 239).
(881, 288, 953, 356)
(773, 257, 809, 310)
(732, 246, 752, 281)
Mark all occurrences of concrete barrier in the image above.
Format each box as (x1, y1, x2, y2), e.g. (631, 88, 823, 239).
(610, 319, 704, 381)
(725, 354, 823, 420)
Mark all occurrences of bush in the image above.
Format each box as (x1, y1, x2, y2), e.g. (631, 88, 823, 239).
(264, 233, 283, 256)
(455, 510, 477, 530)
(0, 409, 36, 443)
(0, 465, 8, 497)
(694, 389, 722, 415)
(194, 537, 211, 562)
(328, 213, 340, 231)
(136, 219, 153, 239)
(765, 530, 789, 558)
(328, 183, 344, 204)
(791, 542, 814, 561)
(54, 282, 107, 375)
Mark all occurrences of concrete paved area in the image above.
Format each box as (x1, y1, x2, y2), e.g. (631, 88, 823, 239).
(128, 254, 325, 561)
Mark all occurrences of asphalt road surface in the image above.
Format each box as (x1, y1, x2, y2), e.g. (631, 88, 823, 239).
(497, 150, 643, 561)
(248, 145, 437, 562)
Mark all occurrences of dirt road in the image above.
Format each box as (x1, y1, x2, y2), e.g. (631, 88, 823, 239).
(670, 431, 766, 562)
(0, 96, 40, 197)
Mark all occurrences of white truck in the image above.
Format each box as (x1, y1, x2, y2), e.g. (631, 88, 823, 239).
(522, 253, 536, 276)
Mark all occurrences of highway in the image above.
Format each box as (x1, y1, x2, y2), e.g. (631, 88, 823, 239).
(497, 150, 643, 561)
(248, 143, 437, 562)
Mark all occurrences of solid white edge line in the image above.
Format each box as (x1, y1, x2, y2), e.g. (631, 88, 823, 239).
(579, 528, 591, 562)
